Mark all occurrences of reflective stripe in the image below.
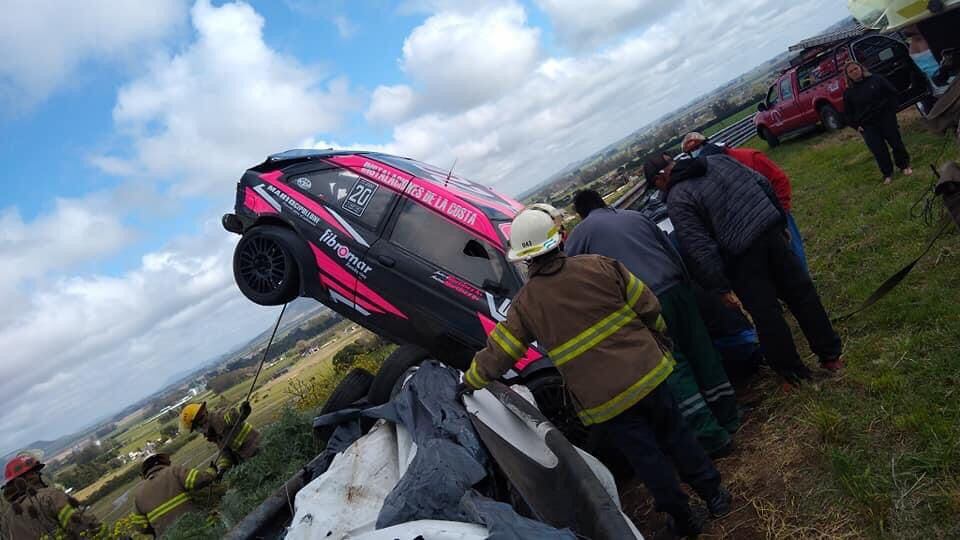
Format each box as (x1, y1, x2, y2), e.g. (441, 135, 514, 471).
(680, 400, 707, 417)
(677, 393, 703, 409)
(549, 305, 636, 366)
(217, 456, 233, 469)
(465, 363, 489, 389)
(490, 324, 525, 360)
(57, 505, 75, 528)
(625, 273, 644, 308)
(232, 423, 252, 450)
(129, 513, 149, 525)
(703, 389, 736, 402)
(578, 354, 675, 425)
(185, 468, 199, 490)
(147, 492, 190, 522)
(702, 382, 733, 398)
(654, 314, 667, 333)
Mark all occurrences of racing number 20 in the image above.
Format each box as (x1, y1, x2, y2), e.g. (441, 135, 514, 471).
(348, 183, 374, 207)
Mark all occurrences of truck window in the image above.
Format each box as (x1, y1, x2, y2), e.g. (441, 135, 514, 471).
(287, 168, 397, 230)
(390, 200, 505, 288)
(780, 78, 794, 101)
(797, 57, 838, 92)
(852, 35, 900, 68)
(766, 85, 780, 106)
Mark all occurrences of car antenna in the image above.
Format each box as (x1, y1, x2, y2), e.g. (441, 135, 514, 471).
(445, 158, 458, 188)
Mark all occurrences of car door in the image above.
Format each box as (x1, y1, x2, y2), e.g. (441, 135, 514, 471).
(850, 34, 929, 108)
(364, 197, 522, 368)
(777, 76, 804, 131)
(279, 164, 400, 325)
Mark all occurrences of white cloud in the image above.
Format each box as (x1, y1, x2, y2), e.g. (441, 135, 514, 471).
(397, 3, 540, 112)
(366, 84, 416, 125)
(0, 221, 278, 454)
(535, 0, 676, 50)
(363, 0, 848, 195)
(332, 15, 356, 38)
(99, 0, 357, 197)
(0, 0, 186, 110)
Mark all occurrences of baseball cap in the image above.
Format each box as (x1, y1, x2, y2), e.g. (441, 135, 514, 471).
(643, 154, 671, 185)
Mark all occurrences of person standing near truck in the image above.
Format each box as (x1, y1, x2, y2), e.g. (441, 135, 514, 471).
(461, 204, 732, 538)
(566, 189, 740, 458)
(843, 62, 913, 184)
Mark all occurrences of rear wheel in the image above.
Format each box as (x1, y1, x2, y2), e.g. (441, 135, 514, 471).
(367, 344, 431, 405)
(760, 126, 780, 148)
(314, 367, 375, 445)
(233, 226, 301, 306)
(818, 104, 844, 131)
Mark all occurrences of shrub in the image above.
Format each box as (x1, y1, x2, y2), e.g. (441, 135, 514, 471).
(160, 511, 225, 540)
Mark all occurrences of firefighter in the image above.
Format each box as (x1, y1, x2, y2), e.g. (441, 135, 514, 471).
(461, 205, 731, 538)
(180, 401, 259, 474)
(127, 453, 216, 537)
(1, 454, 105, 539)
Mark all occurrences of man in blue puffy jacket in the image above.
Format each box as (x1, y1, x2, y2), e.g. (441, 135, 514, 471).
(643, 154, 843, 387)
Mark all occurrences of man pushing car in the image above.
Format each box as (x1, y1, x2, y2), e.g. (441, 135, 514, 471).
(461, 204, 731, 538)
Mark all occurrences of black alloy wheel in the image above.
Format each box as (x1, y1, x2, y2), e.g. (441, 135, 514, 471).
(233, 226, 301, 305)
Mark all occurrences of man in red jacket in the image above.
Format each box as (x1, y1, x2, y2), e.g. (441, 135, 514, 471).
(682, 132, 808, 273)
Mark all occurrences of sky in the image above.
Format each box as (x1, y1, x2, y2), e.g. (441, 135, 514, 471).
(0, 0, 850, 455)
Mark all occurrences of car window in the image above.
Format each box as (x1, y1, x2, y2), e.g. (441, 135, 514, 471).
(852, 36, 902, 69)
(780, 78, 794, 101)
(766, 85, 779, 106)
(797, 57, 838, 92)
(391, 200, 505, 288)
(287, 168, 396, 229)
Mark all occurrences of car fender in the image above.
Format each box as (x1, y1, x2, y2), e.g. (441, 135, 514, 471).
(248, 217, 320, 298)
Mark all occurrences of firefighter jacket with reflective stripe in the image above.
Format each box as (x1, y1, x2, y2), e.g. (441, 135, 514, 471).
(2, 486, 104, 539)
(466, 253, 675, 425)
(202, 406, 260, 472)
(130, 464, 215, 537)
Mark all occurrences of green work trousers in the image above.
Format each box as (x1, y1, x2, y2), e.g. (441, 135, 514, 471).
(660, 283, 741, 454)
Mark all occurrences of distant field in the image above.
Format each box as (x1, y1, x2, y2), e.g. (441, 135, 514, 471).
(87, 322, 365, 523)
(703, 102, 760, 138)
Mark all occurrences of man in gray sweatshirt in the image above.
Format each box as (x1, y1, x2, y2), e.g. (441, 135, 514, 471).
(565, 189, 739, 456)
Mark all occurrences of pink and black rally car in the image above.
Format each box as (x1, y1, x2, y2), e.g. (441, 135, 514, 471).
(223, 150, 581, 438)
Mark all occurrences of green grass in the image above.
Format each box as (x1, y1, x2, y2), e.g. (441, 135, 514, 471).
(703, 102, 760, 138)
(739, 112, 960, 537)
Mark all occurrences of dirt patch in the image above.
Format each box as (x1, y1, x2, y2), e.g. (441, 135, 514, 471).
(620, 373, 863, 539)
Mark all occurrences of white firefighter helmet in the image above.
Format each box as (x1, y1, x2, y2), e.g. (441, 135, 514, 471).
(507, 205, 563, 262)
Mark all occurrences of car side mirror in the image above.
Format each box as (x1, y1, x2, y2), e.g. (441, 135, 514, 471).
(482, 279, 508, 296)
(757, 102, 768, 112)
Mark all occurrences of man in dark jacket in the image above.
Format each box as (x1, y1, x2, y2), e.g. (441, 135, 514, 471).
(566, 189, 739, 456)
(464, 204, 731, 537)
(843, 62, 912, 183)
(644, 154, 843, 385)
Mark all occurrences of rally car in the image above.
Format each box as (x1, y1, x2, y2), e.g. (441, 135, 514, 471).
(223, 150, 582, 440)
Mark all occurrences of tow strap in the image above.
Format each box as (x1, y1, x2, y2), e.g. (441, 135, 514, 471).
(832, 218, 952, 323)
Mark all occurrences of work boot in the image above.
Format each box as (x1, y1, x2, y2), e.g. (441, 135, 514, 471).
(780, 364, 813, 389)
(821, 355, 844, 373)
(667, 507, 705, 538)
(706, 486, 732, 518)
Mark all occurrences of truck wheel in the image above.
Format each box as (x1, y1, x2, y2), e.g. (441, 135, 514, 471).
(818, 104, 844, 131)
(523, 371, 590, 448)
(366, 344, 431, 405)
(233, 226, 301, 306)
(314, 367, 374, 446)
(760, 126, 780, 148)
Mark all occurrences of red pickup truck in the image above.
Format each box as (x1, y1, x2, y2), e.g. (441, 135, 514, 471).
(755, 34, 929, 147)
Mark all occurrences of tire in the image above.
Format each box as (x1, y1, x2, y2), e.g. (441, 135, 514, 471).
(314, 367, 374, 445)
(367, 344, 431, 405)
(760, 126, 780, 148)
(523, 371, 590, 449)
(233, 226, 301, 306)
(818, 104, 844, 131)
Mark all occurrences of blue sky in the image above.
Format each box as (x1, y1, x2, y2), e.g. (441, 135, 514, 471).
(0, 0, 850, 454)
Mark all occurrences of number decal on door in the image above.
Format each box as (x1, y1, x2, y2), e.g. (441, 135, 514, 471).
(342, 178, 379, 218)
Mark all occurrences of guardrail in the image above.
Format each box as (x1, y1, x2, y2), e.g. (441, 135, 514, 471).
(611, 112, 758, 210)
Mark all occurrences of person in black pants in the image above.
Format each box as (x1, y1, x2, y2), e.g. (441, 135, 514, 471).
(843, 61, 913, 184)
(645, 154, 844, 388)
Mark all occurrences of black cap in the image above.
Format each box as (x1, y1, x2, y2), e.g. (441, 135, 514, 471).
(643, 155, 670, 184)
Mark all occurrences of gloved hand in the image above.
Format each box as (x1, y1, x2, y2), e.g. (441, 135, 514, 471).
(455, 382, 474, 401)
(239, 401, 252, 419)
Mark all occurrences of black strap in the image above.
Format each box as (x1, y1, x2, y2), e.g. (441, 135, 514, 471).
(833, 219, 952, 323)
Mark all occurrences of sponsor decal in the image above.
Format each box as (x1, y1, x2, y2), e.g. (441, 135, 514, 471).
(295, 177, 312, 189)
(263, 184, 321, 226)
(319, 229, 372, 278)
(407, 183, 479, 227)
(329, 289, 370, 316)
(485, 292, 512, 322)
(252, 184, 282, 212)
(360, 161, 409, 191)
(342, 177, 379, 218)
(431, 271, 482, 301)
